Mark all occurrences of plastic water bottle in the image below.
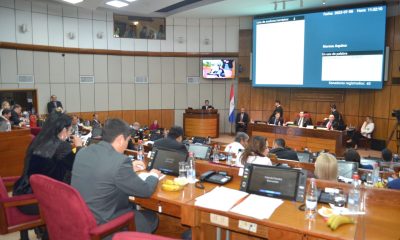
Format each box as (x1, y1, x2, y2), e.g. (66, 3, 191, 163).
(137, 140, 144, 161)
(372, 163, 380, 185)
(305, 178, 318, 219)
(226, 146, 233, 165)
(348, 173, 360, 212)
(213, 144, 219, 163)
(187, 152, 196, 183)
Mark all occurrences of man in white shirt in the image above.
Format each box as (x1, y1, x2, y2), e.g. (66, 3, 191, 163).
(225, 132, 249, 154)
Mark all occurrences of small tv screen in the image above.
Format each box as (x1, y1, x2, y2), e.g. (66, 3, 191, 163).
(202, 59, 235, 79)
(148, 148, 188, 176)
(247, 165, 299, 200)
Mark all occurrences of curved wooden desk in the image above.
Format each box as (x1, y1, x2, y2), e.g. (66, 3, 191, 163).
(183, 109, 219, 138)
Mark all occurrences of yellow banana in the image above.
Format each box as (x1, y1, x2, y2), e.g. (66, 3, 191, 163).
(161, 183, 182, 192)
(165, 180, 176, 185)
(329, 215, 354, 230)
(327, 215, 338, 227)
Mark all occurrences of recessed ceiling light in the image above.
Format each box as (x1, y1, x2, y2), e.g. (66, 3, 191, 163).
(63, 0, 83, 4)
(106, 0, 128, 8)
(125, 0, 136, 2)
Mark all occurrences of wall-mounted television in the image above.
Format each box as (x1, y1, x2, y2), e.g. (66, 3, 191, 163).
(252, 4, 386, 89)
(202, 59, 235, 79)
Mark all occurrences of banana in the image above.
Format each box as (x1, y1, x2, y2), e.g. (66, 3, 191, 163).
(329, 215, 354, 231)
(161, 183, 182, 191)
(165, 179, 176, 185)
(327, 215, 338, 227)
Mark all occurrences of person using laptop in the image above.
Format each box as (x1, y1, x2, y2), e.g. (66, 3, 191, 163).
(153, 126, 188, 154)
(269, 138, 299, 161)
(71, 119, 161, 233)
(344, 148, 373, 169)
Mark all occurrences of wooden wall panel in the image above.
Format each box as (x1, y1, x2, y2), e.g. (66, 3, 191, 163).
(237, 82, 251, 110)
(302, 101, 317, 114)
(250, 111, 262, 122)
(250, 87, 263, 110)
(387, 119, 398, 141)
(135, 110, 149, 127)
(316, 102, 331, 116)
(373, 87, 391, 119)
(373, 118, 389, 140)
(239, 30, 252, 56)
(344, 89, 360, 116)
(392, 51, 400, 78)
(290, 100, 302, 113)
(390, 85, 400, 113)
(344, 116, 359, 128)
(262, 88, 277, 111)
(386, 17, 395, 49)
(149, 110, 162, 127)
(276, 89, 291, 110)
(358, 90, 375, 117)
(238, 56, 250, 79)
(161, 110, 174, 129)
(122, 110, 136, 124)
(108, 111, 122, 120)
(394, 15, 400, 51)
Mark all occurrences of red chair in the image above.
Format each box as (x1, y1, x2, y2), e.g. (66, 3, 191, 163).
(113, 232, 175, 240)
(30, 174, 135, 240)
(0, 176, 44, 239)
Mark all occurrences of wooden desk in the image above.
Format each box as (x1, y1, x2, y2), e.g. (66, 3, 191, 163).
(184, 109, 219, 138)
(0, 128, 31, 177)
(248, 123, 346, 156)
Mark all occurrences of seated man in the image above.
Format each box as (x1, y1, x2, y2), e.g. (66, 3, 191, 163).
(294, 111, 312, 127)
(71, 119, 161, 233)
(224, 132, 249, 155)
(153, 126, 188, 154)
(323, 114, 339, 130)
(268, 112, 283, 126)
(235, 108, 249, 132)
(91, 113, 102, 128)
(269, 138, 299, 161)
(382, 148, 392, 162)
(0, 109, 12, 132)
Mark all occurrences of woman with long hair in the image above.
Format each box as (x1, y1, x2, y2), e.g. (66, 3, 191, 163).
(13, 112, 83, 215)
(314, 153, 338, 181)
(239, 136, 272, 166)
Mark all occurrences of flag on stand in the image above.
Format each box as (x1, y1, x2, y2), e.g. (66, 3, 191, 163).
(229, 84, 235, 123)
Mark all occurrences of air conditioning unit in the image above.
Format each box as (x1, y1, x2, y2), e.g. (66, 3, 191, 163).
(17, 75, 34, 84)
(80, 75, 95, 83)
(135, 76, 148, 84)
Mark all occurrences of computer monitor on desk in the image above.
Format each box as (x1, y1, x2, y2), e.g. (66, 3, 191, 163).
(147, 148, 188, 176)
(337, 160, 358, 179)
(297, 152, 312, 163)
(240, 164, 307, 202)
(188, 144, 211, 160)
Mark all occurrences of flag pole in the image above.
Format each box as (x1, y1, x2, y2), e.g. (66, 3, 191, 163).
(228, 83, 235, 136)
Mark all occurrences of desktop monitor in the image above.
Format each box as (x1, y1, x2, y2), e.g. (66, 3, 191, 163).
(297, 152, 312, 163)
(337, 160, 359, 179)
(240, 164, 307, 202)
(147, 148, 188, 176)
(361, 157, 380, 167)
(188, 144, 211, 160)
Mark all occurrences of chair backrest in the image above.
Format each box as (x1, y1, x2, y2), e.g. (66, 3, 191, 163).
(30, 174, 97, 240)
(113, 232, 174, 240)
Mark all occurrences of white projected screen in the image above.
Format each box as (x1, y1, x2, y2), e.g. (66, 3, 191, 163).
(255, 18, 305, 85)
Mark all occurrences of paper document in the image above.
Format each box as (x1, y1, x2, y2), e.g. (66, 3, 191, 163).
(138, 172, 165, 181)
(195, 186, 248, 212)
(230, 194, 283, 220)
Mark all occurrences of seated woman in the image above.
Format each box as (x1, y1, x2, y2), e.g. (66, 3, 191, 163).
(347, 116, 374, 149)
(314, 153, 338, 181)
(239, 136, 272, 166)
(343, 148, 373, 169)
(13, 112, 83, 215)
(149, 119, 160, 131)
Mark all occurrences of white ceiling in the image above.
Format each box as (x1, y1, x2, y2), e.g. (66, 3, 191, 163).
(47, 0, 396, 18)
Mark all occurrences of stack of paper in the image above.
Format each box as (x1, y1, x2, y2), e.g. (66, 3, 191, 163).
(195, 186, 248, 211)
(230, 194, 284, 220)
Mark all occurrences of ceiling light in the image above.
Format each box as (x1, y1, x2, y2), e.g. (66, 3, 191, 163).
(63, 0, 83, 4)
(322, 0, 326, 5)
(106, 0, 128, 8)
(125, 0, 136, 2)
(133, 21, 139, 25)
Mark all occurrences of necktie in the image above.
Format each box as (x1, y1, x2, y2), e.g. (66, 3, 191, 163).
(53, 102, 57, 107)
(327, 122, 332, 130)
(299, 118, 303, 126)
(274, 119, 277, 125)
(240, 114, 243, 122)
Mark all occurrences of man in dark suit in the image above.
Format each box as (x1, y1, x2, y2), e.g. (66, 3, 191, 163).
(201, 100, 214, 110)
(235, 108, 250, 132)
(268, 112, 284, 126)
(10, 104, 22, 126)
(72, 119, 161, 233)
(330, 104, 340, 122)
(269, 138, 299, 161)
(323, 114, 339, 130)
(269, 100, 283, 123)
(91, 113, 102, 128)
(47, 95, 63, 114)
(153, 126, 188, 154)
(294, 111, 312, 127)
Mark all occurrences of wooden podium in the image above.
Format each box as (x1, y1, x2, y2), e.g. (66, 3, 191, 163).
(183, 109, 219, 138)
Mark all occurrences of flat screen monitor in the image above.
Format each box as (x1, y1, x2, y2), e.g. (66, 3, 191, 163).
(240, 164, 307, 202)
(147, 148, 188, 176)
(337, 160, 358, 179)
(252, 4, 386, 89)
(297, 152, 311, 163)
(202, 59, 235, 79)
(188, 144, 211, 160)
(361, 157, 380, 167)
